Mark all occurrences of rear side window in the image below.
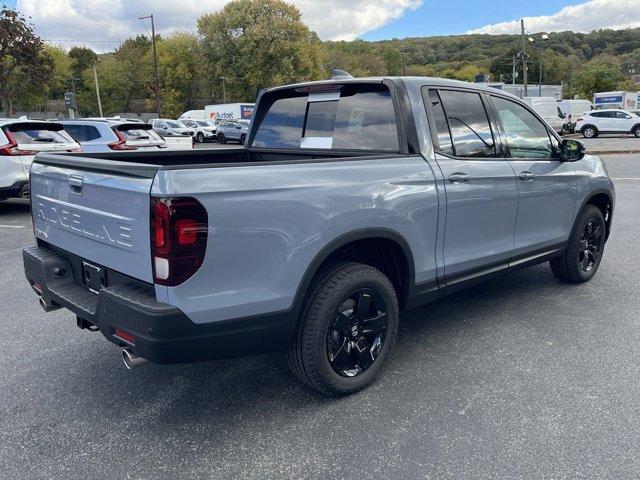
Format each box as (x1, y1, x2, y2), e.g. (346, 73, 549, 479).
(64, 124, 101, 142)
(437, 90, 496, 158)
(252, 85, 399, 151)
(6, 124, 75, 144)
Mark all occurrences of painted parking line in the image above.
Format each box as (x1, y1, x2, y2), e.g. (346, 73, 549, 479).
(0, 224, 26, 229)
(612, 177, 640, 180)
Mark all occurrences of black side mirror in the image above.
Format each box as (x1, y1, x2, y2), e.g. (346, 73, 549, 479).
(560, 139, 585, 162)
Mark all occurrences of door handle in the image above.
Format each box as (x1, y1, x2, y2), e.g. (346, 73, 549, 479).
(519, 171, 536, 182)
(448, 173, 471, 184)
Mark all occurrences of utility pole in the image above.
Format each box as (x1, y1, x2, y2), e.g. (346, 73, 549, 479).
(521, 19, 528, 97)
(139, 14, 160, 115)
(92, 65, 103, 117)
(512, 56, 517, 85)
(401, 48, 407, 75)
(220, 77, 227, 103)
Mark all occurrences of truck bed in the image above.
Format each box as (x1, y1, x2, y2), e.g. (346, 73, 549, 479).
(33, 147, 386, 178)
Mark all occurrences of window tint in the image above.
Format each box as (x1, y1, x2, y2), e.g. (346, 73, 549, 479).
(438, 90, 496, 157)
(117, 125, 163, 141)
(425, 89, 453, 155)
(253, 96, 307, 148)
(615, 111, 630, 119)
(253, 87, 399, 151)
(332, 90, 399, 150)
(492, 96, 553, 159)
(7, 125, 75, 144)
(64, 125, 101, 142)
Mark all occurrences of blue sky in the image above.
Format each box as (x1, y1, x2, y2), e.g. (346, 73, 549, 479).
(364, 0, 580, 39)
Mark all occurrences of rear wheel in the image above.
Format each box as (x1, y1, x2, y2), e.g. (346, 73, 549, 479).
(582, 126, 597, 138)
(633, 125, 640, 138)
(550, 205, 606, 283)
(287, 262, 399, 396)
(196, 132, 205, 143)
(217, 133, 226, 144)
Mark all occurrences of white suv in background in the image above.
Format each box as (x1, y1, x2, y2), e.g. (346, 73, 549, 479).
(179, 119, 217, 143)
(0, 119, 79, 201)
(575, 109, 640, 138)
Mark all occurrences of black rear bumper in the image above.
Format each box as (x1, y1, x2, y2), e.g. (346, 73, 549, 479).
(23, 244, 295, 364)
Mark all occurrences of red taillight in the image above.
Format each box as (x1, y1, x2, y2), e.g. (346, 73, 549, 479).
(150, 197, 208, 286)
(0, 130, 36, 155)
(108, 129, 138, 151)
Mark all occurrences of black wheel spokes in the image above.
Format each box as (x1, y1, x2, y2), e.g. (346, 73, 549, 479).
(579, 220, 603, 272)
(327, 289, 388, 377)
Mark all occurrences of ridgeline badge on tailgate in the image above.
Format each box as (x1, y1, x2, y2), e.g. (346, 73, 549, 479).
(34, 198, 135, 250)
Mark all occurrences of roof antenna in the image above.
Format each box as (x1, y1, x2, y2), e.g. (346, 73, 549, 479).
(331, 68, 353, 80)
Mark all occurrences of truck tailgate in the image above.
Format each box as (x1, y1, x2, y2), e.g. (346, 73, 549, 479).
(30, 161, 154, 283)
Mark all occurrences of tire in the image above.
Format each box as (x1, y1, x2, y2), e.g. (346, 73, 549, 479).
(633, 125, 640, 138)
(287, 262, 399, 396)
(217, 133, 226, 144)
(196, 132, 205, 143)
(582, 126, 597, 138)
(550, 205, 606, 283)
(240, 134, 246, 145)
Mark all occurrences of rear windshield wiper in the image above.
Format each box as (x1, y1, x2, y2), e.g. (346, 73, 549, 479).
(134, 135, 150, 140)
(33, 137, 54, 142)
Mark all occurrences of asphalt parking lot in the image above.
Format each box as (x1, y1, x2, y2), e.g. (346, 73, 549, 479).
(1, 152, 639, 479)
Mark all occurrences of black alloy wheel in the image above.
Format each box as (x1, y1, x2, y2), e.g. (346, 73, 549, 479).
(327, 289, 388, 377)
(578, 219, 604, 272)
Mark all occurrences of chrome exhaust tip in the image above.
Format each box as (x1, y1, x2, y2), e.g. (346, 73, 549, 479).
(39, 296, 61, 313)
(122, 348, 147, 369)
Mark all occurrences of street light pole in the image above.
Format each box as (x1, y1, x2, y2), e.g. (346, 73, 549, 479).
(521, 19, 528, 97)
(92, 65, 103, 117)
(139, 14, 160, 115)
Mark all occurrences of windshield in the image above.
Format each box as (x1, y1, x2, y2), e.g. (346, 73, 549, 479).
(252, 84, 399, 151)
(167, 121, 181, 128)
(197, 120, 212, 127)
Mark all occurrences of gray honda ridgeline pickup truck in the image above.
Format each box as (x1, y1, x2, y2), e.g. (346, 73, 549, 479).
(24, 76, 614, 396)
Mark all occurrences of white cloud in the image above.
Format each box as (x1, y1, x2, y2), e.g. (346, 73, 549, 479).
(467, 0, 640, 35)
(16, 0, 422, 51)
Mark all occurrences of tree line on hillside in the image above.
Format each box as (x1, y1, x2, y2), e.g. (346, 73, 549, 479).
(2, 0, 640, 118)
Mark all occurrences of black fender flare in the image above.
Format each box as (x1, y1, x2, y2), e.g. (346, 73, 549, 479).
(289, 228, 416, 318)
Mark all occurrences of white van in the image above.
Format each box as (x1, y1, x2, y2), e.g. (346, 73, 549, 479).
(178, 110, 206, 120)
(522, 97, 565, 133)
(557, 99, 593, 132)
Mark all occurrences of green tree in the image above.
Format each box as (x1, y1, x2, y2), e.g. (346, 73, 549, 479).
(155, 33, 212, 117)
(572, 61, 625, 98)
(0, 8, 53, 114)
(68, 46, 97, 80)
(198, 0, 322, 101)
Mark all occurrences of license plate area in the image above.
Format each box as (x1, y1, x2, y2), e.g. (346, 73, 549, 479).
(82, 261, 107, 294)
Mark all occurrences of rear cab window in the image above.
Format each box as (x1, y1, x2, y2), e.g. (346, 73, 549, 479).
(252, 84, 400, 152)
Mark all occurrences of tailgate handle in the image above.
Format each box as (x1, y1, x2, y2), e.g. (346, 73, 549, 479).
(68, 175, 84, 195)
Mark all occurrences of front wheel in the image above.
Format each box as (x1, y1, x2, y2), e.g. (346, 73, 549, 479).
(217, 133, 226, 144)
(633, 125, 640, 138)
(287, 262, 399, 396)
(196, 132, 205, 143)
(582, 126, 597, 138)
(550, 205, 606, 283)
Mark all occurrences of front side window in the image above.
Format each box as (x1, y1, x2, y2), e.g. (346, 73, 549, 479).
(492, 96, 553, 159)
(437, 90, 496, 158)
(252, 86, 399, 151)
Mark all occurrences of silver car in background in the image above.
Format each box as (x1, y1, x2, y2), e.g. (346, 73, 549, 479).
(216, 119, 249, 144)
(60, 120, 167, 153)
